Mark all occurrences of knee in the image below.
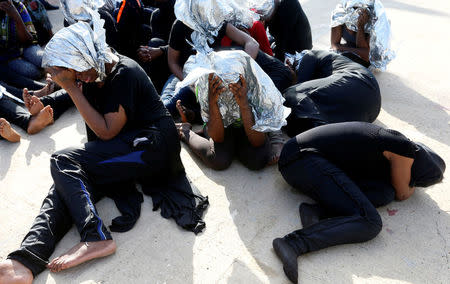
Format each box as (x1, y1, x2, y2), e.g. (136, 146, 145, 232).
(363, 211, 383, 241)
(205, 152, 233, 171)
(242, 154, 268, 171)
(50, 148, 78, 173)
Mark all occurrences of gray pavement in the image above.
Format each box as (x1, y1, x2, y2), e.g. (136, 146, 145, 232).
(1, 0, 449, 283)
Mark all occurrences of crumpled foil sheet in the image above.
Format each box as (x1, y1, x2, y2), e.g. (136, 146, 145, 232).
(42, 17, 118, 81)
(175, 50, 286, 132)
(285, 50, 308, 72)
(331, 0, 395, 70)
(61, 0, 105, 25)
(174, 0, 257, 54)
(239, 0, 274, 19)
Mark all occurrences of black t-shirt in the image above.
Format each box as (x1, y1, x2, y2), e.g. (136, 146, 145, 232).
(84, 55, 170, 139)
(286, 122, 417, 181)
(168, 20, 196, 67)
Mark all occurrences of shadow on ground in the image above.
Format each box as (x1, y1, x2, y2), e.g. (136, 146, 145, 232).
(376, 72, 450, 146)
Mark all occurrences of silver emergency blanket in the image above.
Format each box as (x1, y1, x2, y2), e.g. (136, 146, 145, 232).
(285, 50, 308, 72)
(61, 0, 105, 25)
(331, 0, 395, 70)
(174, 0, 257, 54)
(238, 0, 275, 19)
(176, 50, 286, 132)
(42, 17, 118, 81)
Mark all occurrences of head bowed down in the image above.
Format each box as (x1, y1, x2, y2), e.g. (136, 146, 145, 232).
(42, 0, 117, 81)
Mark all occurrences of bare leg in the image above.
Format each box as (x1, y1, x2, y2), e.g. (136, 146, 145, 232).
(176, 122, 192, 143)
(27, 106, 54, 134)
(0, 118, 21, 142)
(47, 240, 116, 273)
(0, 259, 33, 284)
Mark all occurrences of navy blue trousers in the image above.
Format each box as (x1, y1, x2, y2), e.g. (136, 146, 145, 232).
(8, 117, 179, 276)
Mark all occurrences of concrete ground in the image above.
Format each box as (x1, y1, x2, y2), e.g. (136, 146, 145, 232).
(1, 0, 449, 283)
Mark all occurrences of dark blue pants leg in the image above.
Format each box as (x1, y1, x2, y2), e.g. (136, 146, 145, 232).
(278, 151, 382, 255)
(0, 97, 30, 131)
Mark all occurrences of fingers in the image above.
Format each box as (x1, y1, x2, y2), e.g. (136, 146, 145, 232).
(239, 74, 247, 89)
(209, 74, 225, 95)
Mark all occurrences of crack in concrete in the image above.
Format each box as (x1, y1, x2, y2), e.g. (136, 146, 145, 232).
(435, 220, 449, 265)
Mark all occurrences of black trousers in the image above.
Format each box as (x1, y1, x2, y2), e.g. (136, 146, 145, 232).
(255, 50, 293, 93)
(8, 116, 179, 276)
(184, 126, 271, 171)
(277, 139, 394, 255)
(0, 90, 73, 132)
(283, 50, 381, 136)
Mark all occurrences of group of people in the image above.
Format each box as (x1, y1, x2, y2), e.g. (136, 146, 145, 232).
(0, 1, 446, 284)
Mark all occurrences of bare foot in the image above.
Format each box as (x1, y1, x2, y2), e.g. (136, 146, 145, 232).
(267, 142, 284, 166)
(22, 88, 32, 111)
(47, 240, 116, 273)
(27, 106, 54, 134)
(29, 96, 45, 116)
(33, 74, 56, 98)
(0, 118, 21, 142)
(175, 122, 192, 142)
(0, 259, 33, 284)
(176, 100, 195, 123)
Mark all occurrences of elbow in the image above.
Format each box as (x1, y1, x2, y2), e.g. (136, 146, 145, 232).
(245, 40, 259, 59)
(97, 130, 117, 141)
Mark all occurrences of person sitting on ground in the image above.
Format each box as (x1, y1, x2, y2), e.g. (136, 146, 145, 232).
(0, 82, 71, 142)
(22, 0, 54, 45)
(273, 122, 446, 283)
(178, 73, 272, 171)
(0, 0, 45, 90)
(136, 0, 176, 92)
(282, 50, 381, 137)
(167, 18, 291, 164)
(0, 16, 197, 282)
(331, 7, 371, 67)
(262, 0, 312, 61)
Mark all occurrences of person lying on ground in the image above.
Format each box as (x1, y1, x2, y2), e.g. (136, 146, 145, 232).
(0, 18, 194, 283)
(331, 7, 370, 67)
(282, 50, 381, 137)
(273, 122, 446, 283)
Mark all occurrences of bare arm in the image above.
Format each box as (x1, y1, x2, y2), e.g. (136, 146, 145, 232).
(168, 47, 184, 80)
(206, 74, 226, 142)
(0, 1, 33, 44)
(330, 25, 343, 50)
(332, 9, 370, 62)
(384, 151, 415, 201)
(225, 23, 259, 59)
(50, 68, 127, 141)
(229, 75, 266, 147)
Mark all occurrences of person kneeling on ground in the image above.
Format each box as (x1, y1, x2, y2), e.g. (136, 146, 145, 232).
(0, 17, 192, 283)
(178, 73, 272, 171)
(273, 122, 446, 283)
